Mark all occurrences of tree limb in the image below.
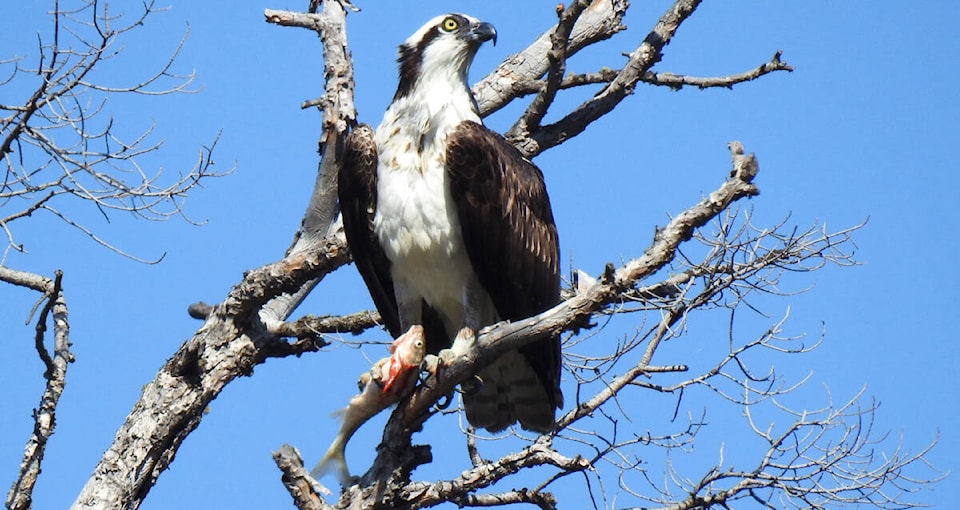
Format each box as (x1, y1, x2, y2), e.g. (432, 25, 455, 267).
(273, 444, 335, 510)
(403, 439, 585, 509)
(641, 50, 793, 90)
(472, 0, 629, 118)
(271, 310, 384, 339)
(515, 0, 705, 157)
(260, 2, 357, 332)
(70, 3, 359, 507)
(507, 0, 590, 139)
(507, 50, 792, 98)
(3, 268, 73, 510)
(70, 230, 352, 509)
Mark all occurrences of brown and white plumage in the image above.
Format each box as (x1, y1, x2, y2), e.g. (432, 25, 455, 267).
(338, 14, 562, 432)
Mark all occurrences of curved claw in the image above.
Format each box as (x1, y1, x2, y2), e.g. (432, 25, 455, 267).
(458, 374, 484, 396)
(434, 392, 454, 410)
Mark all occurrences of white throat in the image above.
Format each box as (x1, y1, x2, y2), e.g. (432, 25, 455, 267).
(376, 66, 480, 156)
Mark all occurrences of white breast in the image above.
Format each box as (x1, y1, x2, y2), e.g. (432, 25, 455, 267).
(372, 110, 474, 331)
(370, 69, 493, 333)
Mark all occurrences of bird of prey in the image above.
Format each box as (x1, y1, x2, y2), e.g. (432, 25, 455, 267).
(338, 13, 562, 433)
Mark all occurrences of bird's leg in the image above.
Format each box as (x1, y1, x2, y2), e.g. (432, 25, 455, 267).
(460, 277, 487, 338)
(449, 326, 477, 358)
(394, 281, 423, 333)
(391, 282, 448, 391)
(422, 327, 480, 406)
(461, 276, 495, 386)
(422, 279, 486, 400)
(455, 280, 487, 395)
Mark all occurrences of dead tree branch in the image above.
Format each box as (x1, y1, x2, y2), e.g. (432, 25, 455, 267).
(634, 389, 944, 510)
(258, 1, 357, 334)
(2, 267, 73, 510)
(70, 2, 358, 507)
(0, 0, 227, 260)
(507, 50, 793, 97)
(642, 50, 794, 90)
(473, 0, 629, 118)
(274, 444, 335, 510)
(507, 0, 590, 139)
(513, 0, 705, 157)
(71, 231, 352, 509)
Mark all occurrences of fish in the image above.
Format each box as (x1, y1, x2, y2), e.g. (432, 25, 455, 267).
(310, 324, 426, 485)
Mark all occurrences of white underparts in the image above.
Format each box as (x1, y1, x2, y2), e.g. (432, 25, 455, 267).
(372, 49, 493, 335)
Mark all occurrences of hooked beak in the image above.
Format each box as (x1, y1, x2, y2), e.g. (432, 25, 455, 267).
(470, 21, 497, 46)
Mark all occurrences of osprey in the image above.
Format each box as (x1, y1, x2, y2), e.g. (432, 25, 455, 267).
(338, 14, 562, 432)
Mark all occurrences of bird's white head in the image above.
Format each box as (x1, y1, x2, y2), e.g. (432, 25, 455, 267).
(393, 14, 497, 102)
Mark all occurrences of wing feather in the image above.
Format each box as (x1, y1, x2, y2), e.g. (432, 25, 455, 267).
(338, 124, 402, 337)
(446, 121, 562, 412)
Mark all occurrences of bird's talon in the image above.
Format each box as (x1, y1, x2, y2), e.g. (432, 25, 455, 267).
(437, 347, 458, 366)
(458, 374, 483, 396)
(450, 327, 477, 357)
(421, 354, 440, 376)
(435, 392, 454, 410)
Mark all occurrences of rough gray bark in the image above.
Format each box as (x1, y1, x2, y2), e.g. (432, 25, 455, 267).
(70, 235, 351, 509)
(2, 268, 72, 510)
(260, 3, 356, 332)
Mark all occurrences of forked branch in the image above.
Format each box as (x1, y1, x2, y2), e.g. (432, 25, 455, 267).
(0, 0, 226, 260)
(1, 267, 73, 510)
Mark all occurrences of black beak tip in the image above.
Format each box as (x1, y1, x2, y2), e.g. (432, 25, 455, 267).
(475, 22, 497, 46)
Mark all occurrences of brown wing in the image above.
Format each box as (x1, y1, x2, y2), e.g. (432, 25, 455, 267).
(338, 124, 402, 337)
(446, 121, 563, 418)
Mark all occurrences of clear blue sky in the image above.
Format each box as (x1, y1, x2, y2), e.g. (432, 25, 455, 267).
(1, 1, 956, 508)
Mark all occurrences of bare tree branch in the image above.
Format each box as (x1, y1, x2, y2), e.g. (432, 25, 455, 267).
(514, 0, 705, 157)
(637, 390, 944, 510)
(271, 310, 383, 339)
(274, 444, 335, 510)
(2, 267, 72, 510)
(507, 0, 590, 139)
(0, 2, 931, 509)
(70, 2, 360, 506)
(71, 231, 352, 509)
(641, 50, 794, 91)
(402, 438, 585, 509)
(473, 0, 629, 118)
(259, 1, 357, 332)
(507, 50, 793, 98)
(1, 0, 226, 260)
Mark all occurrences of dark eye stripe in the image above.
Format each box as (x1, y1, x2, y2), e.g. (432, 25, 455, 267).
(393, 14, 471, 101)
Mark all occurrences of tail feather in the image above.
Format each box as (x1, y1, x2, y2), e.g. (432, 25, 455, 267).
(463, 348, 556, 433)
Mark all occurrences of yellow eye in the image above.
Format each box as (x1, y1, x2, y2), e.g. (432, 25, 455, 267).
(442, 17, 459, 32)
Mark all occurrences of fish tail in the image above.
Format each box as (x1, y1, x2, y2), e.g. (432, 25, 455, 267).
(310, 438, 350, 486)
